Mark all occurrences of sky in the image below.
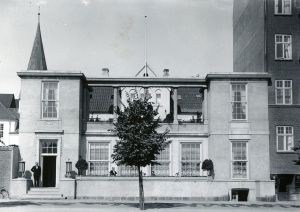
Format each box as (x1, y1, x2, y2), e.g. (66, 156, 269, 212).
(0, 0, 233, 96)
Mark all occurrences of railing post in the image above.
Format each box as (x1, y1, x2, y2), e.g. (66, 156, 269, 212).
(173, 87, 178, 124)
(113, 87, 118, 122)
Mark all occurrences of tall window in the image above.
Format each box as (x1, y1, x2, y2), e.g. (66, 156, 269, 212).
(277, 126, 294, 151)
(275, 80, 292, 104)
(118, 165, 138, 176)
(275, 34, 292, 60)
(0, 124, 3, 141)
(89, 142, 109, 176)
(181, 143, 201, 176)
(275, 0, 292, 15)
(151, 144, 170, 176)
(231, 141, 248, 179)
(155, 89, 161, 105)
(42, 82, 59, 118)
(231, 83, 247, 120)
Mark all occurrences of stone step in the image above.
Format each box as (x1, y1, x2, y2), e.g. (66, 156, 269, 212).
(27, 187, 63, 199)
(23, 193, 64, 199)
(29, 187, 60, 192)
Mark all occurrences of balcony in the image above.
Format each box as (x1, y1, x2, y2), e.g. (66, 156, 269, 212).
(85, 120, 208, 136)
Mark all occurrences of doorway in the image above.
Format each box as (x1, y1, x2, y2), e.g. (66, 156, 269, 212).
(42, 156, 56, 187)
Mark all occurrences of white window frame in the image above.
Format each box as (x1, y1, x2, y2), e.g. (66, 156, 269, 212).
(276, 126, 294, 152)
(151, 143, 171, 176)
(231, 83, 248, 121)
(274, 0, 292, 15)
(180, 142, 202, 177)
(275, 80, 292, 105)
(88, 142, 110, 176)
(41, 81, 59, 119)
(275, 34, 292, 60)
(231, 141, 249, 179)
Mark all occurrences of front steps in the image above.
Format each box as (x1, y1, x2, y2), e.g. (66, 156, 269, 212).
(25, 187, 63, 199)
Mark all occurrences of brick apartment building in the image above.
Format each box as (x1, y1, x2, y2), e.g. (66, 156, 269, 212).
(233, 0, 300, 200)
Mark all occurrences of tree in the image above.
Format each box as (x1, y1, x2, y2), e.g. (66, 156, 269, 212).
(111, 93, 169, 210)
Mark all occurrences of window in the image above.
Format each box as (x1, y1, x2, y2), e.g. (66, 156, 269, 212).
(181, 143, 201, 176)
(0, 124, 3, 141)
(129, 89, 138, 100)
(275, 0, 292, 15)
(89, 142, 109, 176)
(151, 144, 170, 176)
(42, 82, 59, 118)
(277, 126, 294, 151)
(231, 141, 248, 179)
(41, 139, 57, 154)
(155, 90, 161, 105)
(275, 80, 292, 104)
(231, 83, 247, 120)
(275, 34, 292, 60)
(118, 165, 138, 176)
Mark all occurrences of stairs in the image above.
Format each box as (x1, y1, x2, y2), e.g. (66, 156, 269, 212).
(25, 187, 63, 199)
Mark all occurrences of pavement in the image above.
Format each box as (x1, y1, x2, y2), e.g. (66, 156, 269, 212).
(1, 199, 300, 212)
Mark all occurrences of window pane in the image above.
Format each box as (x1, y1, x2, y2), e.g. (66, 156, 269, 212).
(276, 43, 283, 58)
(278, 136, 284, 151)
(119, 165, 138, 176)
(232, 161, 247, 178)
(181, 143, 201, 176)
(89, 162, 109, 176)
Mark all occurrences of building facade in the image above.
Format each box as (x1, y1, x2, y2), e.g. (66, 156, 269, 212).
(233, 0, 300, 200)
(0, 94, 19, 146)
(11, 15, 275, 201)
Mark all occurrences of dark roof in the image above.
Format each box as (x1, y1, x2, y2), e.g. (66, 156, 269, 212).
(178, 88, 203, 113)
(27, 22, 47, 70)
(0, 102, 19, 120)
(89, 87, 114, 113)
(0, 94, 16, 108)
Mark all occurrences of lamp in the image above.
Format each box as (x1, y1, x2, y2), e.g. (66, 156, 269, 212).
(66, 160, 72, 177)
(18, 160, 25, 178)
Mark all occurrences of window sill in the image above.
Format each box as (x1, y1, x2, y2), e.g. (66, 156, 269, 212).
(39, 118, 61, 121)
(274, 59, 293, 61)
(274, 14, 292, 16)
(276, 151, 295, 154)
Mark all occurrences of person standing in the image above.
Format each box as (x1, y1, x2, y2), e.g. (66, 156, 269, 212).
(31, 162, 41, 187)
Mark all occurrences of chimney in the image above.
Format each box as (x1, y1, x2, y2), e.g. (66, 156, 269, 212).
(102, 68, 109, 77)
(163, 69, 169, 77)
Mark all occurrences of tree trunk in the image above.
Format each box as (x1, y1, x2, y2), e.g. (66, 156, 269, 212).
(138, 166, 145, 210)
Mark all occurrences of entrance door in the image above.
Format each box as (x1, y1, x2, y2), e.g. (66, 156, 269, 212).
(42, 156, 56, 187)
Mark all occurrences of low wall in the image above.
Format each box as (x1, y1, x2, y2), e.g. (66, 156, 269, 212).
(60, 177, 275, 201)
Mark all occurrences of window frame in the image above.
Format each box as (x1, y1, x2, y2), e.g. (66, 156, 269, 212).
(151, 143, 171, 176)
(231, 141, 249, 180)
(275, 80, 292, 105)
(87, 142, 110, 176)
(41, 81, 59, 119)
(180, 142, 202, 177)
(276, 126, 294, 152)
(275, 34, 292, 60)
(274, 0, 292, 15)
(230, 83, 248, 121)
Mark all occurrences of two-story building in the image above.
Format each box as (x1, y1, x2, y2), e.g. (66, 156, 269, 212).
(11, 16, 275, 202)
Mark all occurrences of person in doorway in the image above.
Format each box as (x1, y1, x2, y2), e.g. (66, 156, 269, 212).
(31, 162, 41, 187)
(109, 167, 117, 176)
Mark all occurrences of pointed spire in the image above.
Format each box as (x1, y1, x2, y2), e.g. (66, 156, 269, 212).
(27, 9, 47, 70)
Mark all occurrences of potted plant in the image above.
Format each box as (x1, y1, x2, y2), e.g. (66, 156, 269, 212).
(202, 159, 214, 179)
(75, 157, 88, 176)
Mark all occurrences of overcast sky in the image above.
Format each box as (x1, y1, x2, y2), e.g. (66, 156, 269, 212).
(0, 0, 233, 96)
